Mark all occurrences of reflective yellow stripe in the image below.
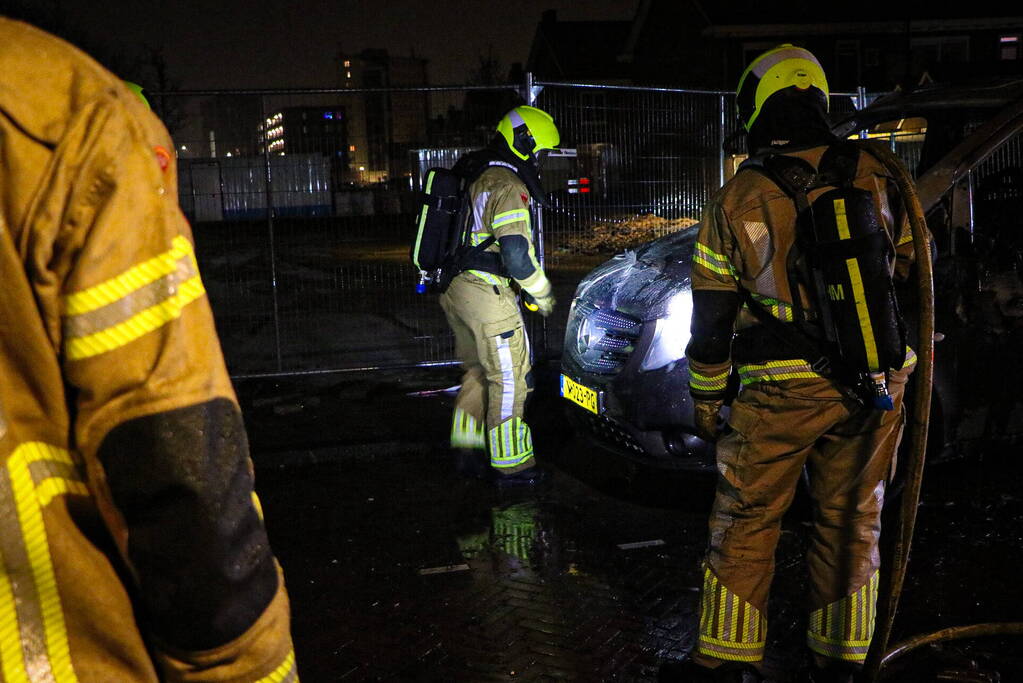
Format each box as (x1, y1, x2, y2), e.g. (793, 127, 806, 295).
(64, 276, 205, 360)
(256, 649, 298, 683)
(0, 565, 28, 683)
(689, 369, 729, 391)
(35, 480, 89, 509)
(738, 360, 822, 385)
(835, 199, 880, 371)
(807, 570, 879, 663)
(450, 408, 485, 449)
(750, 294, 794, 322)
(694, 243, 737, 279)
(492, 209, 528, 228)
(698, 566, 766, 662)
(9, 444, 78, 682)
(251, 492, 264, 522)
(62, 236, 195, 315)
(699, 635, 766, 650)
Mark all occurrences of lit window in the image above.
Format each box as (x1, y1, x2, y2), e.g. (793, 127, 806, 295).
(1001, 35, 1020, 60)
(343, 60, 351, 67)
(323, 111, 333, 119)
(359, 166, 365, 171)
(346, 71, 352, 79)
(349, 145, 356, 152)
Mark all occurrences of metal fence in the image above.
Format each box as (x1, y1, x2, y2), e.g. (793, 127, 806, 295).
(155, 78, 880, 378)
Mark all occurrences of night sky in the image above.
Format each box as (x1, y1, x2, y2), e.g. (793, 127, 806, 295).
(14, 0, 638, 90)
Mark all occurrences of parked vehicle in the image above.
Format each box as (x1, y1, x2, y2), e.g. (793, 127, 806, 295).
(560, 79, 1023, 468)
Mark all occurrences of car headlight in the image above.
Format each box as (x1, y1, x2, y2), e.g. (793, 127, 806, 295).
(640, 289, 693, 371)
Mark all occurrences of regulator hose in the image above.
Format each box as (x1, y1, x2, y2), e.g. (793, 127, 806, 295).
(863, 143, 1023, 678)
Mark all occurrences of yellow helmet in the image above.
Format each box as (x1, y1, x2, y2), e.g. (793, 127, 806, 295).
(123, 80, 150, 109)
(736, 44, 829, 131)
(496, 105, 560, 162)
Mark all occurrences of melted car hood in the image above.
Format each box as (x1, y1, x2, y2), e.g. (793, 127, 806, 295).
(574, 225, 698, 321)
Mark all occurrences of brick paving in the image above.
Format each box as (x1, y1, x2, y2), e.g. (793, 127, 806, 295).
(242, 364, 1023, 683)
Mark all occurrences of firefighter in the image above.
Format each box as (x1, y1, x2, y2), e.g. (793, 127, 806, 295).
(659, 46, 921, 683)
(0, 17, 296, 682)
(442, 105, 559, 486)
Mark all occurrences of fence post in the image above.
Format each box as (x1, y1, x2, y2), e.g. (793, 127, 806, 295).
(261, 94, 284, 372)
(523, 71, 549, 361)
(857, 86, 869, 139)
(719, 94, 727, 188)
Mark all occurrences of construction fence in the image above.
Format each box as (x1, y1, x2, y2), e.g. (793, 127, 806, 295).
(153, 78, 918, 378)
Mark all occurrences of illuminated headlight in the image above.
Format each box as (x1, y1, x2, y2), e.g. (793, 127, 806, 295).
(640, 289, 693, 371)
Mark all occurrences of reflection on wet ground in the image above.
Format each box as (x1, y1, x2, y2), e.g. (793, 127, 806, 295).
(244, 364, 1023, 682)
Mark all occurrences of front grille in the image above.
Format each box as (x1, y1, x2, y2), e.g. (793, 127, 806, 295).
(585, 413, 646, 454)
(569, 303, 642, 375)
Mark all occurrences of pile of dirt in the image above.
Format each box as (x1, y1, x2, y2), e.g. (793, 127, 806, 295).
(557, 214, 698, 255)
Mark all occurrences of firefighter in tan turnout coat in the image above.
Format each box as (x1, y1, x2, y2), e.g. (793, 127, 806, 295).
(442, 106, 559, 485)
(0, 18, 296, 682)
(662, 46, 922, 683)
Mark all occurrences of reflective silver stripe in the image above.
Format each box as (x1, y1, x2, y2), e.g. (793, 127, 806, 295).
(488, 418, 533, 468)
(495, 334, 515, 421)
(508, 109, 525, 128)
(750, 45, 813, 79)
(63, 255, 199, 339)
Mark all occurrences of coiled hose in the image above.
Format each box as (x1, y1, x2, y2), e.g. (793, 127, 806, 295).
(864, 143, 1023, 680)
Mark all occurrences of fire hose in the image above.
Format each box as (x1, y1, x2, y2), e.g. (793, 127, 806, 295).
(863, 143, 1023, 680)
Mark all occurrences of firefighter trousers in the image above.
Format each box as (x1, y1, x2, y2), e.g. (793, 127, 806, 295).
(440, 273, 535, 474)
(694, 369, 909, 669)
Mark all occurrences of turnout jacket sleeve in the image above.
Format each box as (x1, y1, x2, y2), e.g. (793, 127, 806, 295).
(485, 169, 552, 298)
(49, 92, 296, 680)
(686, 198, 740, 400)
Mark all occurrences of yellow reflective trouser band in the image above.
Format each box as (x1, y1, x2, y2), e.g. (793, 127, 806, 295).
(738, 360, 822, 385)
(698, 566, 766, 663)
(487, 417, 534, 468)
(255, 648, 299, 683)
(450, 408, 485, 449)
(807, 571, 880, 663)
(492, 503, 537, 563)
(902, 346, 917, 369)
(689, 368, 729, 392)
(61, 235, 206, 360)
(491, 209, 529, 229)
(1, 443, 89, 683)
(749, 294, 794, 322)
(694, 243, 737, 279)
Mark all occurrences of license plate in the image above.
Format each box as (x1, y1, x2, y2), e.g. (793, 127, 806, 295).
(560, 374, 600, 415)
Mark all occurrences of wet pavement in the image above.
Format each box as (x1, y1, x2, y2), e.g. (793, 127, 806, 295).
(238, 363, 1023, 683)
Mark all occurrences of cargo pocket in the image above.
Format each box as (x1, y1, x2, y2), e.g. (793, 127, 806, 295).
(715, 399, 764, 491)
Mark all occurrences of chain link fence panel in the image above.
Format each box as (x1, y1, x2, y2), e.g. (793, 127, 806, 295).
(156, 81, 875, 377)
